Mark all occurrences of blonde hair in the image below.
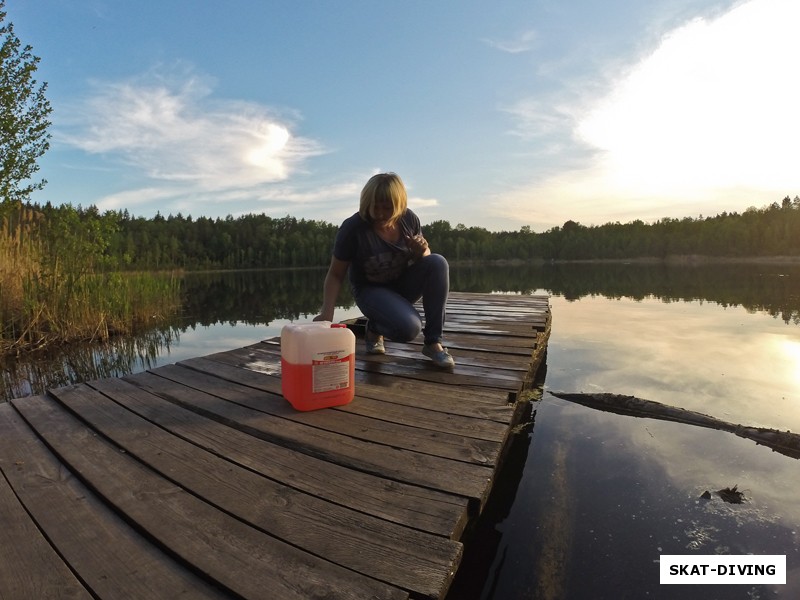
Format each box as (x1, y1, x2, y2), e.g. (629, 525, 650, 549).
(359, 173, 407, 224)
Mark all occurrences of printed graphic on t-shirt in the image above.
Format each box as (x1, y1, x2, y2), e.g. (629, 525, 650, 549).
(364, 250, 407, 283)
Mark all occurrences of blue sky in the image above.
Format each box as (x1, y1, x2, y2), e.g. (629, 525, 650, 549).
(8, 0, 799, 232)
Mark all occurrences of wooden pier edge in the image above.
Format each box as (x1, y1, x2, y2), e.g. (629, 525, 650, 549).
(0, 291, 551, 600)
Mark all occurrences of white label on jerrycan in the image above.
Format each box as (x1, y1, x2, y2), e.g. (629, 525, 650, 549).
(311, 349, 351, 393)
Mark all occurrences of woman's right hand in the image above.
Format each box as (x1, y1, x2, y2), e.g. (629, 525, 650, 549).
(316, 256, 349, 324)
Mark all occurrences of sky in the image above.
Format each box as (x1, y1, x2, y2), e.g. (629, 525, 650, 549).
(6, 0, 800, 232)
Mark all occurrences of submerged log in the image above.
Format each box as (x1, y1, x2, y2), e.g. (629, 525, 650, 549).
(549, 392, 800, 460)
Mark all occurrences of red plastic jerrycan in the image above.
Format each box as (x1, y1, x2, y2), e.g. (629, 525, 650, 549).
(280, 322, 355, 411)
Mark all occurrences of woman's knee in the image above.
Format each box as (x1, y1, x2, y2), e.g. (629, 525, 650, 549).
(424, 253, 449, 273)
(387, 313, 422, 342)
(356, 288, 422, 341)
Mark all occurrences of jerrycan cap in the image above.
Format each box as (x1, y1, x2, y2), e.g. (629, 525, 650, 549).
(330, 323, 346, 328)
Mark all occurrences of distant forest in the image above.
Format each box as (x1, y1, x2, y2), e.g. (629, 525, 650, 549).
(3, 195, 800, 271)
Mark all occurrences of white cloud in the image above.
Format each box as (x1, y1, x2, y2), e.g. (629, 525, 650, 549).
(93, 186, 181, 212)
(578, 0, 800, 193)
(93, 171, 366, 223)
(53, 67, 370, 220)
(504, 98, 576, 142)
(408, 196, 439, 209)
(61, 68, 326, 198)
(496, 0, 800, 229)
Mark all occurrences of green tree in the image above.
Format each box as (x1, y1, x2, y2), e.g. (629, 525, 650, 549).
(0, 1, 52, 203)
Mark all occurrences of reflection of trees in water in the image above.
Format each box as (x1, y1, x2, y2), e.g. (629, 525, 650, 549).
(451, 262, 800, 324)
(178, 268, 353, 327)
(1, 326, 177, 401)
(178, 263, 800, 326)
(4, 262, 798, 402)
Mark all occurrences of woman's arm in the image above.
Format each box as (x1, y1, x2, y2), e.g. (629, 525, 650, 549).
(314, 256, 351, 321)
(402, 211, 430, 259)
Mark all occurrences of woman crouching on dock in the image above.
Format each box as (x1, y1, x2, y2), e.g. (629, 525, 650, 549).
(314, 172, 455, 369)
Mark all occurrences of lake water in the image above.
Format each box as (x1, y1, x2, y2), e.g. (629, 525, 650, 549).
(2, 263, 799, 598)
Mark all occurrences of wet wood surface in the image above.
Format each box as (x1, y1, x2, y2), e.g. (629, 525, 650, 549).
(0, 292, 550, 600)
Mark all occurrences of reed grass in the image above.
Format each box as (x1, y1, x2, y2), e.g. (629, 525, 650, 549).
(1, 203, 182, 356)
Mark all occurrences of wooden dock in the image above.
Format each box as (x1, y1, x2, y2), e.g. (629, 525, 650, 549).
(0, 292, 550, 600)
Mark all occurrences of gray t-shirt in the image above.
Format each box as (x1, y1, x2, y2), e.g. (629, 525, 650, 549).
(333, 210, 423, 289)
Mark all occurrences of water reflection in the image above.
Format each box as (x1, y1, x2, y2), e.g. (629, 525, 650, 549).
(1, 326, 177, 400)
(547, 295, 800, 434)
(527, 398, 799, 600)
(452, 386, 800, 599)
(3, 262, 800, 402)
(180, 268, 341, 325)
(449, 285, 800, 600)
(454, 261, 800, 326)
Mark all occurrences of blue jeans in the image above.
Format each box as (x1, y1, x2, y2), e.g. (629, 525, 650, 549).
(353, 253, 449, 345)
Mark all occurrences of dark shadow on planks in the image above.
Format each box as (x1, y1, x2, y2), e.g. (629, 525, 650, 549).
(0, 292, 551, 600)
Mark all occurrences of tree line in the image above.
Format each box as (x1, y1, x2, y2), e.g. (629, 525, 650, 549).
(426, 196, 800, 262)
(3, 195, 798, 274)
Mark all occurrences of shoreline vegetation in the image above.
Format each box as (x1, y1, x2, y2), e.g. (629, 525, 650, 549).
(1, 203, 181, 357)
(2, 196, 800, 357)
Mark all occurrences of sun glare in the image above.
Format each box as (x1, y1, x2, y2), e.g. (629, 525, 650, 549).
(246, 123, 290, 168)
(576, 0, 800, 194)
(779, 339, 800, 387)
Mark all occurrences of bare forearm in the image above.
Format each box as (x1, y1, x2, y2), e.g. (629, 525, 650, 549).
(319, 272, 342, 321)
(316, 257, 350, 322)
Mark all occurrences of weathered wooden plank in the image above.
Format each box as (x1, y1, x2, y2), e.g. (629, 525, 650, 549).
(436, 297, 549, 313)
(446, 308, 545, 318)
(124, 362, 496, 505)
(446, 308, 549, 322)
(0, 409, 93, 600)
(0, 402, 228, 600)
(383, 345, 534, 370)
(157, 355, 508, 442)
(359, 330, 541, 353)
(50, 382, 460, 599)
(0, 474, 90, 600)
(139, 365, 500, 465)
(203, 355, 519, 425)
(218, 343, 524, 392)
(441, 323, 542, 337)
(440, 334, 542, 351)
(85, 375, 470, 539)
(444, 292, 550, 305)
(196, 344, 516, 430)
(438, 294, 551, 330)
(449, 311, 549, 323)
(349, 371, 518, 414)
(355, 357, 524, 390)
(336, 397, 510, 441)
(258, 339, 519, 403)
(12, 394, 409, 600)
(260, 336, 534, 374)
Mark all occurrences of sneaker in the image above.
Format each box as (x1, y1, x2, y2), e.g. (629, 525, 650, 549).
(365, 327, 385, 355)
(422, 344, 455, 369)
